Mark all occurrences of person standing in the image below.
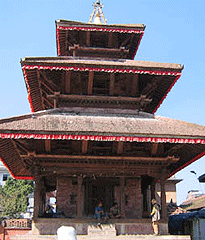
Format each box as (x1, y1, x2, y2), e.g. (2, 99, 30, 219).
(150, 199, 160, 235)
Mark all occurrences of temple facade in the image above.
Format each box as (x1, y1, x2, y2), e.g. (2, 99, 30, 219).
(0, 1, 205, 236)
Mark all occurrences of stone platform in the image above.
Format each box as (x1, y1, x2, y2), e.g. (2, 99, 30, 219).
(31, 218, 169, 235)
(8, 219, 191, 240)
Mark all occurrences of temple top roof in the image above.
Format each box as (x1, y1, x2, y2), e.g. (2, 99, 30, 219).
(56, 19, 145, 29)
(56, 19, 145, 59)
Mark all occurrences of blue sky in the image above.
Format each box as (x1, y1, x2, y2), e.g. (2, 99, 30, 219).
(0, 0, 205, 204)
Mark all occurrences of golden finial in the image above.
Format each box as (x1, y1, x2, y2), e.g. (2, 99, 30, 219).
(88, 0, 107, 24)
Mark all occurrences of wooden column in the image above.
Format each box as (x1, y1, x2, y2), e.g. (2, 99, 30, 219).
(82, 140, 88, 154)
(65, 71, 71, 94)
(33, 167, 41, 220)
(108, 32, 113, 47)
(86, 31, 91, 47)
(160, 179, 167, 219)
(151, 178, 156, 200)
(120, 177, 125, 218)
(88, 71, 94, 95)
(45, 139, 51, 153)
(117, 141, 123, 155)
(131, 74, 139, 97)
(77, 176, 83, 218)
(109, 73, 115, 95)
(53, 92, 60, 108)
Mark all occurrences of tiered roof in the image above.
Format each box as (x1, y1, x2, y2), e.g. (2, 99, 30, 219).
(0, 2, 204, 181)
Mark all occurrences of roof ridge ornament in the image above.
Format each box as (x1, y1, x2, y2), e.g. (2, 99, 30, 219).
(88, 0, 107, 25)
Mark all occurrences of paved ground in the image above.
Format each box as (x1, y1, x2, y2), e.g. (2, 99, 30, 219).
(78, 235, 191, 240)
(10, 234, 191, 240)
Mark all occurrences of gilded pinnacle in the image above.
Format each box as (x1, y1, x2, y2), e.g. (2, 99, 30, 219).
(88, 0, 107, 24)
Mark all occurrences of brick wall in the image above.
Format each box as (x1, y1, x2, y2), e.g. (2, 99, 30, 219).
(124, 178, 142, 218)
(56, 177, 78, 218)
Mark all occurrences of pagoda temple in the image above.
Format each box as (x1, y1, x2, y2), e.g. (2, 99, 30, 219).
(0, 1, 205, 236)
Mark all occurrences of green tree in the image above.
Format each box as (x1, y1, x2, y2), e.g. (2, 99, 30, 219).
(0, 177, 34, 218)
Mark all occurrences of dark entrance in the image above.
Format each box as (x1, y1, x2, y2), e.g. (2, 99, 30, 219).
(84, 177, 117, 216)
(141, 175, 154, 217)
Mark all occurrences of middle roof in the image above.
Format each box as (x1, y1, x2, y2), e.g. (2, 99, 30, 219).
(21, 57, 183, 114)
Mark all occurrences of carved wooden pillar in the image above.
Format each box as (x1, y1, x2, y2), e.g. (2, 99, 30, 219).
(160, 179, 167, 218)
(120, 177, 125, 218)
(77, 176, 83, 218)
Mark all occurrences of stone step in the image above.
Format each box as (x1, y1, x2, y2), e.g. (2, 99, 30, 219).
(88, 223, 116, 236)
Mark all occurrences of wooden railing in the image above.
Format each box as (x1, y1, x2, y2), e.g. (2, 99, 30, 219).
(4, 219, 31, 229)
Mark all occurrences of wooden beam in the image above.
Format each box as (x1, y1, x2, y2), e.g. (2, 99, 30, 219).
(21, 154, 179, 162)
(151, 143, 158, 156)
(65, 71, 71, 94)
(69, 45, 129, 53)
(117, 141, 124, 155)
(45, 140, 51, 153)
(88, 71, 94, 95)
(35, 165, 163, 179)
(47, 94, 152, 104)
(109, 73, 115, 95)
(131, 74, 139, 97)
(82, 140, 88, 154)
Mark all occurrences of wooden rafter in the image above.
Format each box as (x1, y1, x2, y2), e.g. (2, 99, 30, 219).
(165, 144, 185, 156)
(42, 96, 54, 108)
(40, 71, 58, 91)
(14, 139, 30, 155)
(40, 80, 55, 95)
(11, 140, 28, 170)
(141, 79, 158, 96)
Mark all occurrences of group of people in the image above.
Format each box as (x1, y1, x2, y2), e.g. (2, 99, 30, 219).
(95, 199, 160, 236)
(94, 201, 121, 223)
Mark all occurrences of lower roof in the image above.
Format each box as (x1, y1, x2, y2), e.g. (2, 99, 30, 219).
(0, 108, 205, 179)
